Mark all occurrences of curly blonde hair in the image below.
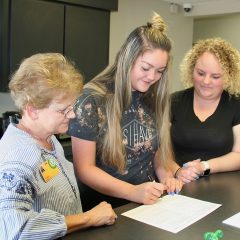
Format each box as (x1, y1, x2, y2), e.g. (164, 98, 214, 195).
(180, 38, 240, 96)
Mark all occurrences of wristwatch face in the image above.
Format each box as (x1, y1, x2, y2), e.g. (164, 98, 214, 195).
(203, 168, 210, 176)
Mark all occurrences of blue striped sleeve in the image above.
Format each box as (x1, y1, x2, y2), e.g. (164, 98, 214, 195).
(0, 169, 67, 240)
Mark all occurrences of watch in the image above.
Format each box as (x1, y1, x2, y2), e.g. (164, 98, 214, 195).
(202, 161, 210, 176)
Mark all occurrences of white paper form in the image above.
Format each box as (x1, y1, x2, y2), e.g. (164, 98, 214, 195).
(122, 194, 221, 233)
(223, 212, 240, 229)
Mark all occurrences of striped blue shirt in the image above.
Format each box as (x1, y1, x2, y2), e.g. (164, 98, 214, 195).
(0, 124, 82, 240)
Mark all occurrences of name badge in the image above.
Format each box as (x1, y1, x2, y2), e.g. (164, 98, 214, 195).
(39, 159, 60, 182)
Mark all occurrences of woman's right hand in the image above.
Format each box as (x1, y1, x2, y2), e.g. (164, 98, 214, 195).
(129, 182, 167, 205)
(86, 201, 117, 226)
(176, 159, 202, 183)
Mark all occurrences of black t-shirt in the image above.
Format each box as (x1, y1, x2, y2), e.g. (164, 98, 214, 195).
(68, 89, 158, 183)
(171, 88, 240, 166)
(68, 87, 159, 209)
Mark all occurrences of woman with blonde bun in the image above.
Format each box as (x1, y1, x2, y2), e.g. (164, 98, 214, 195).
(68, 13, 182, 211)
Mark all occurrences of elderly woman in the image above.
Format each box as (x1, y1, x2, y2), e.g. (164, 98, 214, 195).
(0, 53, 117, 240)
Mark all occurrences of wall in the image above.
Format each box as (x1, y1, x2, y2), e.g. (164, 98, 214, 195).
(2, 1, 240, 116)
(0, 0, 111, 116)
(109, 0, 194, 93)
(1, 0, 194, 115)
(0, 93, 17, 114)
(193, 13, 240, 51)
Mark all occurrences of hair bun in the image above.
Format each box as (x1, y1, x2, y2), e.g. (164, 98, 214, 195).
(150, 12, 167, 34)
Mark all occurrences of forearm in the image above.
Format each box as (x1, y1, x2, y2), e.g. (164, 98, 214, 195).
(65, 212, 91, 234)
(153, 148, 180, 181)
(154, 160, 183, 194)
(208, 152, 240, 173)
(78, 165, 135, 201)
(155, 160, 179, 182)
(66, 201, 117, 234)
(180, 152, 240, 178)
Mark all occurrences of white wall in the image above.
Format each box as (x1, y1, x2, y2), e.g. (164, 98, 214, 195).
(182, 0, 240, 18)
(193, 13, 240, 51)
(109, 0, 194, 93)
(0, 93, 17, 115)
(0, 0, 193, 115)
(0, 0, 194, 116)
(2, 1, 240, 116)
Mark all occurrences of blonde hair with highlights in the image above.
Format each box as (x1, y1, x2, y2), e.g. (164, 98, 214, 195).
(180, 38, 240, 96)
(9, 53, 83, 113)
(85, 12, 174, 173)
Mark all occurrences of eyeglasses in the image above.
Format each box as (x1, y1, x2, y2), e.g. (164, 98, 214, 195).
(55, 102, 77, 118)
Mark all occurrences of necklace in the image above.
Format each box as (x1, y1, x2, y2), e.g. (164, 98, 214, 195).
(17, 122, 52, 150)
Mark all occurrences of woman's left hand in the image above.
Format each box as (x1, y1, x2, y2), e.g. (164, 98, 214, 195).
(163, 177, 183, 195)
(186, 159, 204, 174)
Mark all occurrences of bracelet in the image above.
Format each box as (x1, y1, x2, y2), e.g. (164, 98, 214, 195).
(174, 167, 182, 178)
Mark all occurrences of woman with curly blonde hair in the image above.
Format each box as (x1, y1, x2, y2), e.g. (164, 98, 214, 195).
(171, 38, 240, 183)
(68, 12, 182, 210)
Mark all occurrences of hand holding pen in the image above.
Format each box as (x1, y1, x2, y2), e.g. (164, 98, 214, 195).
(127, 174, 183, 205)
(129, 181, 167, 205)
(148, 174, 182, 196)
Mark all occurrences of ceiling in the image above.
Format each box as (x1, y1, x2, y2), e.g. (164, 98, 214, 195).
(161, 0, 240, 17)
(162, 0, 219, 3)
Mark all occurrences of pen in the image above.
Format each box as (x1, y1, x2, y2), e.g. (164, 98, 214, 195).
(148, 175, 172, 197)
(148, 175, 155, 182)
(149, 174, 178, 196)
